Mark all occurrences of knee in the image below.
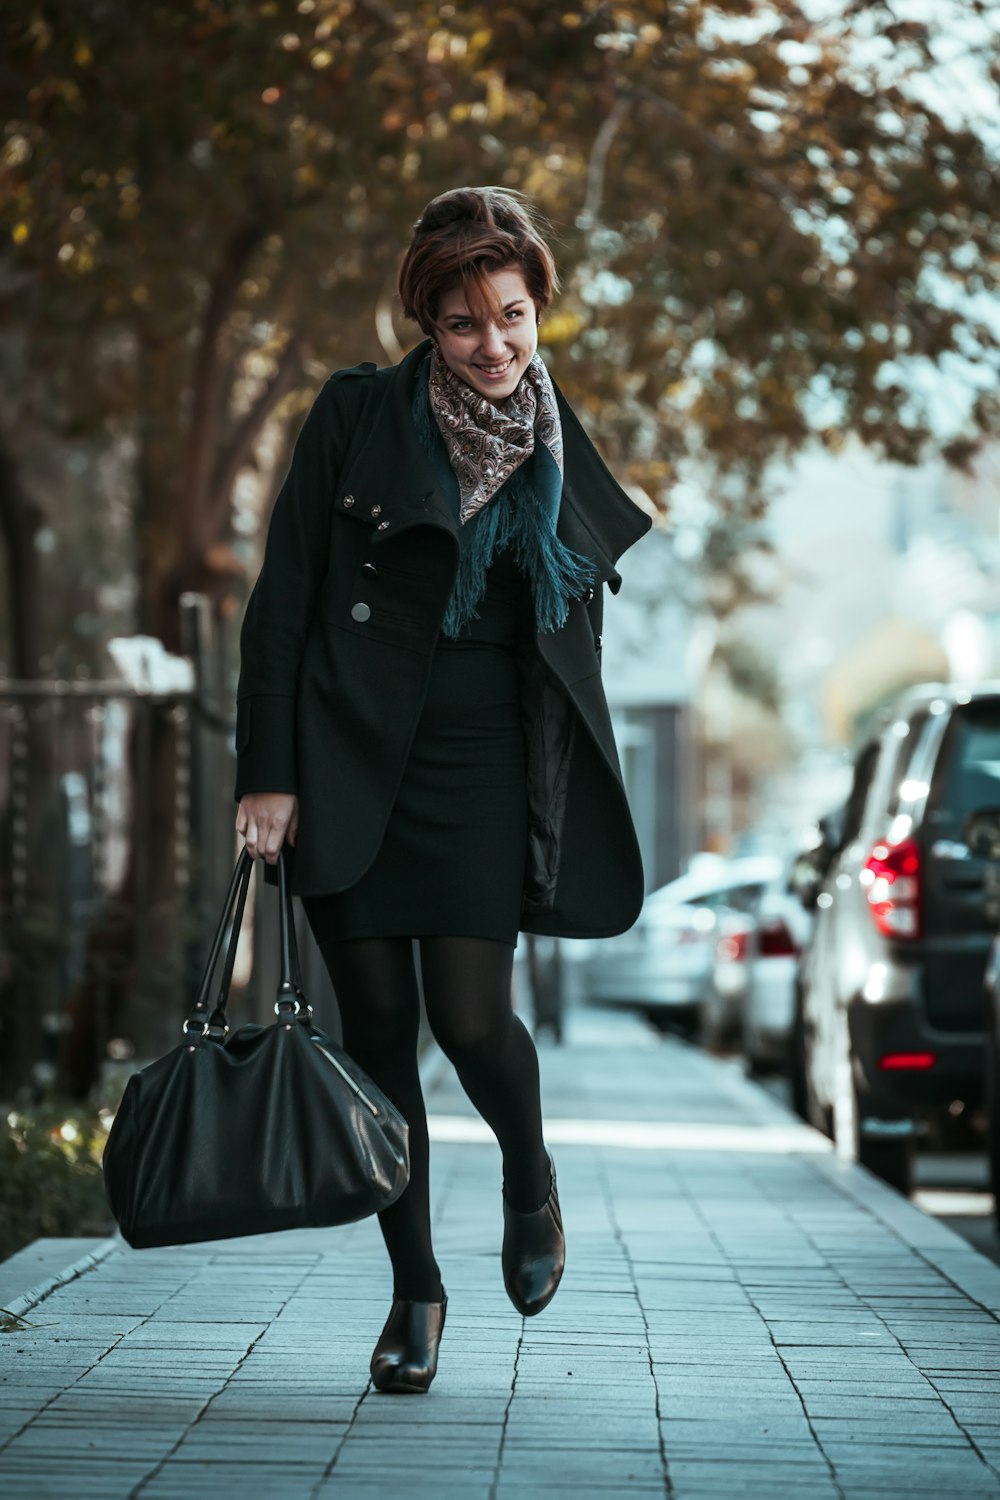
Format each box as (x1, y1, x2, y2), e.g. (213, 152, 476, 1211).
(427, 1007, 507, 1066)
(340, 996, 418, 1062)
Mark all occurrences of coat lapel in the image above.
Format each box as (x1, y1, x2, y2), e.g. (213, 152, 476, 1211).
(346, 341, 651, 580)
(344, 340, 459, 544)
(554, 383, 652, 593)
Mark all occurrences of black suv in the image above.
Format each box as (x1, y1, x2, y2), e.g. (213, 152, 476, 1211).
(793, 682, 1000, 1194)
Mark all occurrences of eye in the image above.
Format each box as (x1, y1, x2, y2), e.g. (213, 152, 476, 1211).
(505, 309, 523, 321)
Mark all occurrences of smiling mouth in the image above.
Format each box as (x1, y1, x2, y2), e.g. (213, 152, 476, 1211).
(475, 358, 515, 376)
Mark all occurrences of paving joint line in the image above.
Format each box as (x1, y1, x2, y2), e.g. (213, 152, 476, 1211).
(488, 1311, 524, 1500)
(672, 1159, 847, 1500)
(2, 1235, 120, 1321)
(308, 1368, 371, 1497)
(780, 1182, 1000, 1487)
(801, 1151, 1000, 1325)
(595, 1146, 673, 1500)
(126, 1249, 320, 1499)
(0, 1246, 204, 1462)
(801, 1218, 1000, 1483)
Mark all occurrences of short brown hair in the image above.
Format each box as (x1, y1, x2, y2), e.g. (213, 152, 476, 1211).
(398, 186, 559, 334)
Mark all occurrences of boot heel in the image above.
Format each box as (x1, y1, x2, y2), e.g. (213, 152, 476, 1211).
(502, 1151, 565, 1317)
(370, 1294, 448, 1394)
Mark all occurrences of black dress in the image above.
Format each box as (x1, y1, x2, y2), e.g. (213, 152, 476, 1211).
(307, 542, 534, 946)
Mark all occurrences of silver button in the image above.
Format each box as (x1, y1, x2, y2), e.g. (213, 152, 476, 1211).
(343, 494, 354, 509)
(594, 634, 603, 651)
(583, 586, 595, 605)
(351, 602, 371, 623)
(377, 520, 390, 531)
(371, 504, 382, 518)
(361, 562, 378, 577)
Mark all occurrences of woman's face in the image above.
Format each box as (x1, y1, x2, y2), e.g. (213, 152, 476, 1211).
(433, 266, 538, 402)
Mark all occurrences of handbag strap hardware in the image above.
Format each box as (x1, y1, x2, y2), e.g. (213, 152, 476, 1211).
(274, 990, 312, 1020)
(182, 845, 313, 1039)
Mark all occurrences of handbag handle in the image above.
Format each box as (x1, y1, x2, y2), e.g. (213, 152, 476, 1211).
(182, 846, 310, 1041)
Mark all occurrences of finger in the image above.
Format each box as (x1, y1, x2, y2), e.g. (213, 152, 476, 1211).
(263, 822, 287, 864)
(243, 816, 259, 858)
(287, 809, 298, 846)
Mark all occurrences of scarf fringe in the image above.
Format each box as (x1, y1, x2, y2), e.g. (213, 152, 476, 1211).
(412, 370, 595, 637)
(441, 462, 596, 638)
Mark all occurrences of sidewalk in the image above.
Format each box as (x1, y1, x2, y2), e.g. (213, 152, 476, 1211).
(3, 1006, 1000, 1499)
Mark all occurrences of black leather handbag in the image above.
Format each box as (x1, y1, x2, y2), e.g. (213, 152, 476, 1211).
(103, 848, 410, 1249)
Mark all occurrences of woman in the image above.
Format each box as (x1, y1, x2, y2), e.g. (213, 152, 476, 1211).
(234, 187, 650, 1394)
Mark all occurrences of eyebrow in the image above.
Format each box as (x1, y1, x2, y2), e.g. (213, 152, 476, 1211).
(443, 300, 527, 322)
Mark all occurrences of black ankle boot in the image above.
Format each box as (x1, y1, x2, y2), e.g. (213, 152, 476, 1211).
(370, 1293, 448, 1394)
(502, 1151, 565, 1317)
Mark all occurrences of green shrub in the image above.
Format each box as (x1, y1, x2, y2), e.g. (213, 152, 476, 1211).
(0, 1102, 115, 1261)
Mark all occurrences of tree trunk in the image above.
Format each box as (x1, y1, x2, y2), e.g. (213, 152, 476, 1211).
(0, 435, 44, 677)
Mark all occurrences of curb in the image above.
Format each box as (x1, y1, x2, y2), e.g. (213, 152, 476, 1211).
(3, 1236, 121, 1323)
(4, 1045, 451, 1323)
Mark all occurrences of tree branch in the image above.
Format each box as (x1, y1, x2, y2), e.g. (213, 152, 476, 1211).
(182, 221, 269, 540)
(201, 334, 303, 552)
(577, 95, 631, 237)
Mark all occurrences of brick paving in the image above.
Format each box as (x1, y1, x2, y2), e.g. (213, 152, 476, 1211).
(3, 1006, 1000, 1499)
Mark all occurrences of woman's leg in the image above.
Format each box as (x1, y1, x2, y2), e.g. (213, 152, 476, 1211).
(419, 936, 551, 1213)
(300, 905, 444, 1304)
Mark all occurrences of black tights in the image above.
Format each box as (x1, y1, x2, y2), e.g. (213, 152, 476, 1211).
(300, 922, 552, 1302)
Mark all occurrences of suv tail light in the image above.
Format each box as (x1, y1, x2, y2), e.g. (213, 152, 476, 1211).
(862, 837, 922, 939)
(716, 931, 749, 963)
(878, 1051, 936, 1070)
(758, 917, 798, 958)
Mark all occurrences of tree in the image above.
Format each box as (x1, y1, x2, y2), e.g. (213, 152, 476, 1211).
(1, 0, 998, 1087)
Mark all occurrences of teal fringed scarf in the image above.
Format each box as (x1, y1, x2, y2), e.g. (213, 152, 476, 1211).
(412, 357, 596, 638)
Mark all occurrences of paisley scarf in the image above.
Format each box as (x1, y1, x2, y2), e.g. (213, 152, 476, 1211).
(428, 344, 564, 524)
(414, 351, 596, 638)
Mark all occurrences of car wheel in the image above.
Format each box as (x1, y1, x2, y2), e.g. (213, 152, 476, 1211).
(850, 1074, 914, 1197)
(745, 1052, 774, 1080)
(644, 1006, 698, 1040)
(987, 1021, 1000, 1233)
(857, 1132, 915, 1196)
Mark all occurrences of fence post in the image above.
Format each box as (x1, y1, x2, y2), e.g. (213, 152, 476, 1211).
(179, 593, 213, 998)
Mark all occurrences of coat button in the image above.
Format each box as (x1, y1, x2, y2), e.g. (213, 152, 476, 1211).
(583, 586, 595, 605)
(377, 520, 390, 531)
(362, 562, 378, 577)
(371, 504, 382, 518)
(343, 494, 354, 509)
(351, 602, 371, 623)
(594, 634, 603, 651)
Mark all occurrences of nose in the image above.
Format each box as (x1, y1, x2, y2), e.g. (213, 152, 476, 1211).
(479, 321, 508, 358)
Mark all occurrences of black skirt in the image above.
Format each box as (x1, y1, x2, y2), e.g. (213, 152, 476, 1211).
(306, 546, 533, 945)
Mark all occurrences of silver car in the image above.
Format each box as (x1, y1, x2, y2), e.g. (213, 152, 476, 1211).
(582, 856, 784, 1033)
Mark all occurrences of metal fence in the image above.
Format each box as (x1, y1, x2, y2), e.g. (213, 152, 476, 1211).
(0, 595, 339, 1100)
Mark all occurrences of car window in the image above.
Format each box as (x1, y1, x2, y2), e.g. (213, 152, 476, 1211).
(886, 711, 930, 815)
(861, 715, 924, 833)
(841, 741, 880, 844)
(688, 883, 764, 914)
(927, 699, 1000, 826)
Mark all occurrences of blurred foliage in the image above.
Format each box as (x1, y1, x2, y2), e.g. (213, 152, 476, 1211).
(716, 636, 783, 713)
(0, 1101, 114, 1261)
(0, 0, 998, 666)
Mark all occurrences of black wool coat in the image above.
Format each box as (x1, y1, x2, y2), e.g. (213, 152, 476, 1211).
(234, 338, 652, 937)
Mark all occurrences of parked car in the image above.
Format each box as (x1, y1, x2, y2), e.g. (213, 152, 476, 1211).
(699, 871, 814, 1068)
(582, 855, 783, 1033)
(700, 907, 757, 1051)
(967, 809, 1000, 1230)
(739, 882, 814, 1075)
(793, 682, 1000, 1195)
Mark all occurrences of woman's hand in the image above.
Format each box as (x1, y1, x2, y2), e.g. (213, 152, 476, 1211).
(236, 793, 299, 864)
